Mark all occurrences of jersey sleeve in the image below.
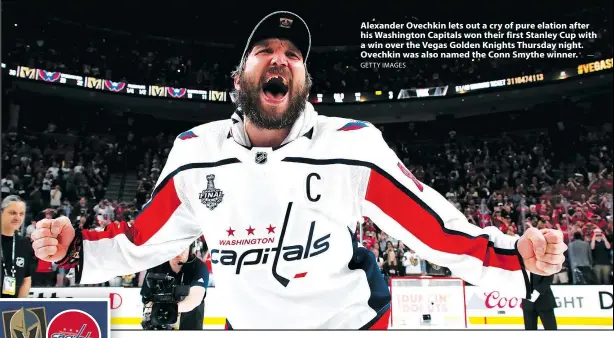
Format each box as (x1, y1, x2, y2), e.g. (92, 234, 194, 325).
(75, 141, 202, 285)
(357, 128, 531, 298)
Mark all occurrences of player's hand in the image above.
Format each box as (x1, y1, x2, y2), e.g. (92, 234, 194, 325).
(31, 216, 75, 262)
(517, 228, 567, 276)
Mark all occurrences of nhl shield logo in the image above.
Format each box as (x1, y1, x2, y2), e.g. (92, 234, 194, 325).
(199, 175, 224, 210)
(255, 152, 267, 164)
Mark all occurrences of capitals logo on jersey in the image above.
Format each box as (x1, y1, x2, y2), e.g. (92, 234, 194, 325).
(37, 70, 61, 82)
(104, 80, 126, 92)
(338, 121, 368, 131)
(167, 87, 187, 98)
(211, 203, 331, 287)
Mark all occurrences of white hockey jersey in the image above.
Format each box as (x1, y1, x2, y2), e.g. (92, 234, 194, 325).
(76, 103, 530, 329)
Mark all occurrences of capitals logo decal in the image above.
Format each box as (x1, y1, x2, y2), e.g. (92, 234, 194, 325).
(103, 80, 126, 92)
(338, 121, 368, 131)
(167, 87, 187, 98)
(37, 70, 61, 82)
(47, 310, 101, 338)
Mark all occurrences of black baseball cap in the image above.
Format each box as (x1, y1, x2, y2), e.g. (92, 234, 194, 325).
(239, 11, 311, 67)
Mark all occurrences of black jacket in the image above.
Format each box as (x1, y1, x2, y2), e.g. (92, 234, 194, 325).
(522, 274, 557, 311)
(1, 234, 33, 298)
(140, 258, 209, 330)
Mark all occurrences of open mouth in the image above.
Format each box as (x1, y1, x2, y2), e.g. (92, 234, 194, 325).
(262, 75, 289, 103)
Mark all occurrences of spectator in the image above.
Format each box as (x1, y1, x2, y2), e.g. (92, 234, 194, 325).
(370, 248, 384, 274)
(49, 185, 62, 207)
(590, 228, 612, 284)
(41, 173, 53, 203)
(382, 247, 402, 280)
(25, 220, 36, 239)
(93, 199, 114, 225)
(382, 241, 397, 261)
(506, 226, 521, 239)
(59, 198, 73, 219)
(568, 232, 593, 284)
(1, 174, 14, 194)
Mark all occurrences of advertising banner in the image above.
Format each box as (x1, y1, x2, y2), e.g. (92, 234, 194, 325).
(465, 285, 613, 326)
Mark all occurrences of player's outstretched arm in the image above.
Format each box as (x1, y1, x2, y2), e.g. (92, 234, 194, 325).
(32, 143, 202, 285)
(356, 127, 566, 298)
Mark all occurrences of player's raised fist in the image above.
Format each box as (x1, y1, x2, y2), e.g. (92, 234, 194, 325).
(517, 227, 567, 276)
(31, 216, 75, 262)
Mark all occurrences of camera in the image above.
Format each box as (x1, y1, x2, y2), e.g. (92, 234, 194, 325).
(141, 273, 190, 330)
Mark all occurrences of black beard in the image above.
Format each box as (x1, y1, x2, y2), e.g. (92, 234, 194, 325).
(235, 70, 308, 130)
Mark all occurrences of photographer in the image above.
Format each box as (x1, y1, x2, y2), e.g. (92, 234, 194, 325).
(140, 243, 209, 330)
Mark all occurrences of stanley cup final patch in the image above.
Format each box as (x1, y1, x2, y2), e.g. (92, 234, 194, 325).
(199, 174, 224, 210)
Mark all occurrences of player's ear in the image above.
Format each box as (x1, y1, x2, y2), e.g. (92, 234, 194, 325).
(233, 74, 240, 91)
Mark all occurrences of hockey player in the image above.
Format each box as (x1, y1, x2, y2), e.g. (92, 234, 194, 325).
(31, 11, 567, 329)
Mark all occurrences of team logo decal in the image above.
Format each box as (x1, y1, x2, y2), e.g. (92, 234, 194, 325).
(167, 87, 187, 98)
(37, 70, 61, 82)
(47, 310, 102, 338)
(2, 307, 47, 338)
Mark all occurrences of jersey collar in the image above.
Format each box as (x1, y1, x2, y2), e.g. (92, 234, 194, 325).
(228, 102, 318, 149)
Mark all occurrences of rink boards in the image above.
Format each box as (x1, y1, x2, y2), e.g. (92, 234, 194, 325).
(28, 284, 613, 330)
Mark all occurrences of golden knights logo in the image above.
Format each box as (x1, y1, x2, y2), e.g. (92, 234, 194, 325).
(199, 175, 224, 210)
(2, 307, 47, 338)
